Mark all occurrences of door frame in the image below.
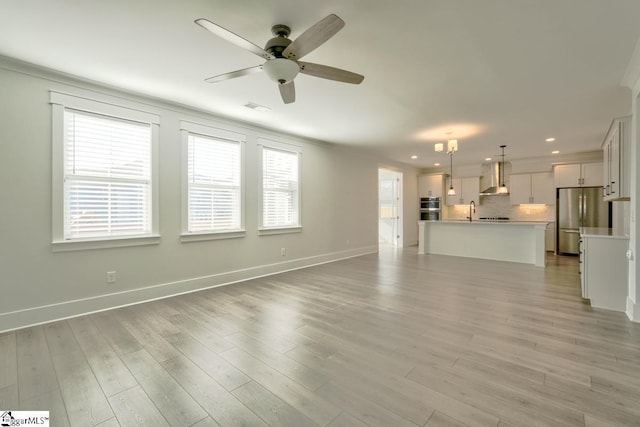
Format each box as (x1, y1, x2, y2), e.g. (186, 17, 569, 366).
(378, 168, 403, 248)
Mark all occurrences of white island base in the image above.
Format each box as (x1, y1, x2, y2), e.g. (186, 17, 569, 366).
(419, 221, 548, 267)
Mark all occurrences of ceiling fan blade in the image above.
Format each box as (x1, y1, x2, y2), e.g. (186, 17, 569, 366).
(204, 66, 263, 83)
(282, 14, 345, 60)
(195, 18, 274, 60)
(298, 62, 364, 84)
(278, 81, 295, 104)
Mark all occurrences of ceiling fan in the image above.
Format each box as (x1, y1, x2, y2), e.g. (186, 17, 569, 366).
(195, 14, 364, 104)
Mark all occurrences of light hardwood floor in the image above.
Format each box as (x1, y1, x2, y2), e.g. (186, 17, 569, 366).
(2, 248, 640, 426)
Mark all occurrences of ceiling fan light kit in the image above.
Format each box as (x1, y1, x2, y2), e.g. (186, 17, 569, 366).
(262, 58, 300, 84)
(195, 13, 364, 104)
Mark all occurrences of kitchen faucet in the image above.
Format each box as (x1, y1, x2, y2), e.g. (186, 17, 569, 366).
(468, 200, 476, 222)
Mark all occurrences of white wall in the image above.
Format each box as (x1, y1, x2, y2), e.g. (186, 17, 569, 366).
(626, 84, 639, 320)
(402, 171, 419, 247)
(0, 59, 417, 331)
(622, 37, 640, 322)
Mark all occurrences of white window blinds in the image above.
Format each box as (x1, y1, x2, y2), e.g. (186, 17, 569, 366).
(63, 109, 152, 239)
(262, 146, 300, 228)
(187, 134, 241, 232)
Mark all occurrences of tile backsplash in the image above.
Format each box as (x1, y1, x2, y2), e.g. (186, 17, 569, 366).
(445, 195, 555, 222)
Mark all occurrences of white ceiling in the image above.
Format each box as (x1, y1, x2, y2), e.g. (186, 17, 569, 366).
(2, 0, 640, 167)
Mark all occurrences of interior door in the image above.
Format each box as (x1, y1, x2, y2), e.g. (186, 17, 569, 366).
(378, 169, 402, 247)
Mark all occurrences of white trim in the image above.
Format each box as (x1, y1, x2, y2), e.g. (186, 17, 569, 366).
(181, 127, 189, 234)
(50, 91, 160, 248)
(257, 137, 302, 153)
(0, 246, 378, 333)
(627, 296, 639, 322)
(258, 226, 303, 236)
(51, 102, 65, 243)
(50, 91, 160, 124)
(52, 235, 161, 252)
(180, 120, 246, 142)
(180, 120, 246, 236)
(258, 141, 302, 230)
(180, 230, 246, 242)
(150, 123, 160, 236)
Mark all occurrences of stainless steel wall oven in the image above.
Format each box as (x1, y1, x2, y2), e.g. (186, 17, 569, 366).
(419, 197, 441, 221)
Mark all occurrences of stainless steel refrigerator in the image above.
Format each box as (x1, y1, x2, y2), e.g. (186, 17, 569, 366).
(557, 187, 610, 255)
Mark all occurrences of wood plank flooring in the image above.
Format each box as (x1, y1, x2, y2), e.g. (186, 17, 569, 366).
(2, 248, 640, 426)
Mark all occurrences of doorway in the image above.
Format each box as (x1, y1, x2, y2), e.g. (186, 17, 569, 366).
(378, 168, 403, 247)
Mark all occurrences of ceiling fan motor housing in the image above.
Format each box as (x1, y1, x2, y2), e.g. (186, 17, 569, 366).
(264, 32, 292, 57)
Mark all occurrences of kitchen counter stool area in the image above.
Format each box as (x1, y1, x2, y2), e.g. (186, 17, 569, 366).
(418, 220, 548, 267)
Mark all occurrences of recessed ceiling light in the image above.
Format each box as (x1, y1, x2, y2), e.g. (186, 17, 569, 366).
(434, 162, 440, 166)
(545, 137, 556, 142)
(485, 157, 492, 161)
(552, 150, 560, 154)
(411, 155, 418, 159)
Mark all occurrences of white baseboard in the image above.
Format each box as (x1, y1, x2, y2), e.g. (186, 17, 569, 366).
(626, 297, 639, 322)
(0, 246, 377, 333)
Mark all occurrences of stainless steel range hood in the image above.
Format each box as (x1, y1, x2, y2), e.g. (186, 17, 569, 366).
(479, 161, 511, 195)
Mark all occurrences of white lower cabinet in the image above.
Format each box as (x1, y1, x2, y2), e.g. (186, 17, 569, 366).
(579, 230, 629, 312)
(545, 222, 555, 252)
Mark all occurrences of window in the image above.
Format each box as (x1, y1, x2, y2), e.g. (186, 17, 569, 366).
(180, 121, 245, 241)
(64, 110, 152, 239)
(259, 140, 301, 233)
(51, 92, 159, 250)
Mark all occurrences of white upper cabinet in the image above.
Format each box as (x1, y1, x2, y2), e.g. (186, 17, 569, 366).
(445, 177, 461, 206)
(418, 174, 444, 198)
(510, 172, 554, 205)
(581, 163, 603, 187)
(446, 176, 479, 205)
(461, 177, 479, 205)
(531, 172, 555, 204)
(553, 163, 602, 188)
(554, 164, 580, 187)
(509, 174, 531, 205)
(602, 116, 631, 201)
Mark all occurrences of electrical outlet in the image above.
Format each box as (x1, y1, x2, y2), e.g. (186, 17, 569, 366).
(280, 248, 286, 256)
(106, 271, 117, 283)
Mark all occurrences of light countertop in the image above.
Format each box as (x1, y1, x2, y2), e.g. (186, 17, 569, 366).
(420, 220, 549, 226)
(579, 227, 630, 239)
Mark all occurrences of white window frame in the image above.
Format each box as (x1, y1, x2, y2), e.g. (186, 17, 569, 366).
(258, 138, 302, 235)
(50, 91, 160, 251)
(180, 120, 246, 242)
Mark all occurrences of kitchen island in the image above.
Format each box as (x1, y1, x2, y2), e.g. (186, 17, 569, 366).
(418, 220, 549, 267)
(579, 227, 629, 312)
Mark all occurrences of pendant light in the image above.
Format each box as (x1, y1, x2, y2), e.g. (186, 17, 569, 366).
(447, 150, 456, 196)
(435, 135, 459, 196)
(498, 144, 508, 194)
